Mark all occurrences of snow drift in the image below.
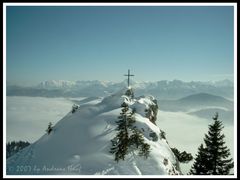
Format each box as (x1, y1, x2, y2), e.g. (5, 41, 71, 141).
(6, 88, 180, 175)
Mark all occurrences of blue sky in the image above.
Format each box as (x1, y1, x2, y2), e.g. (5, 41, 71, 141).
(6, 5, 234, 85)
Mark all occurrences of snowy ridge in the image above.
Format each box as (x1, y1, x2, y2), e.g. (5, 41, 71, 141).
(7, 88, 180, 175)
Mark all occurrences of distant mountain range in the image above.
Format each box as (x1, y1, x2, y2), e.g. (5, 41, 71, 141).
(7, 79, 234, 100)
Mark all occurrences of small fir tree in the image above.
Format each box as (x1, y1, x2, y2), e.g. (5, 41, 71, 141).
(160, 130, 166, 140)
(46, 122, 53, 135)
(171, 147, 193, 163)
(138, 143, 151, 159)
(129, 128, 144, 149)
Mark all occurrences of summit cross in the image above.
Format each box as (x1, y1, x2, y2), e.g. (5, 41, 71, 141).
(124, 69, 134, 87)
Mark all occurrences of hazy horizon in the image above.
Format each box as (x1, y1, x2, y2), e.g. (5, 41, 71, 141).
(6, 5, 234, 86)
(6, 78, 234, 87)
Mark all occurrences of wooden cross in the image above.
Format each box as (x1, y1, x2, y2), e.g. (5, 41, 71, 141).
(124, 69, 134, 87)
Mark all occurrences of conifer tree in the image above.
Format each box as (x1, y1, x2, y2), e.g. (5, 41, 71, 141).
(128, 109, 151, 158)
(110, 101, 151, 162)
(46, 122, 53, 135)
(189, 112, 234, 175)
(171, 147, 193, 163)
(138, 143, 151, 159)
(129, 128, 144, 149)
(189, 144, 209, 175)
(110, 102, 130, 162)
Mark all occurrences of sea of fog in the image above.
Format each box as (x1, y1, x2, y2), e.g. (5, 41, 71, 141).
(157, 111, 234, 174)
(6, 96, 73, 143)
(6, 96, 234, 175)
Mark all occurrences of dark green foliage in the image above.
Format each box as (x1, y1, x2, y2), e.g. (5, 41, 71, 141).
(128, 122, 150, 159)
(129, 127, 150, 158)
(189, 144, 209, 175)
(112, 130, 129, 162)
(129, 129, 144, 148)
(189, 112, 234, 175)
(138, 143, 151, 159)
(178, 151, 193, 163)
(171, 147, 193, 163)
(46, 122, 53, 135)
(6, 141, 30, 159)
(110, 102, 151, 162)
(110, 102, 131, 162)
(160, 130, 166, 140)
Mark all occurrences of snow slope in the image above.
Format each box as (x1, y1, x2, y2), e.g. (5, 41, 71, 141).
(6, 88, 180, 175)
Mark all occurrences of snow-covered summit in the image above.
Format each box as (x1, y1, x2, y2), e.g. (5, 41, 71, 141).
(7, 88, 180, 175)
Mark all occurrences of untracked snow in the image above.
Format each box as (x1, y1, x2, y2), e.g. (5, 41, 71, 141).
(7, 88, 180, 175)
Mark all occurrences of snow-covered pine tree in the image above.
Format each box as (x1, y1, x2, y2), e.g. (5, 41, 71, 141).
(110, 100, 151, 162)
(138, 143, 151, 159)
(189, 112, 234, 175)
(128, 111, 150, 159)
(110, 102, 130, 162)
(129, 128, 144, 149)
